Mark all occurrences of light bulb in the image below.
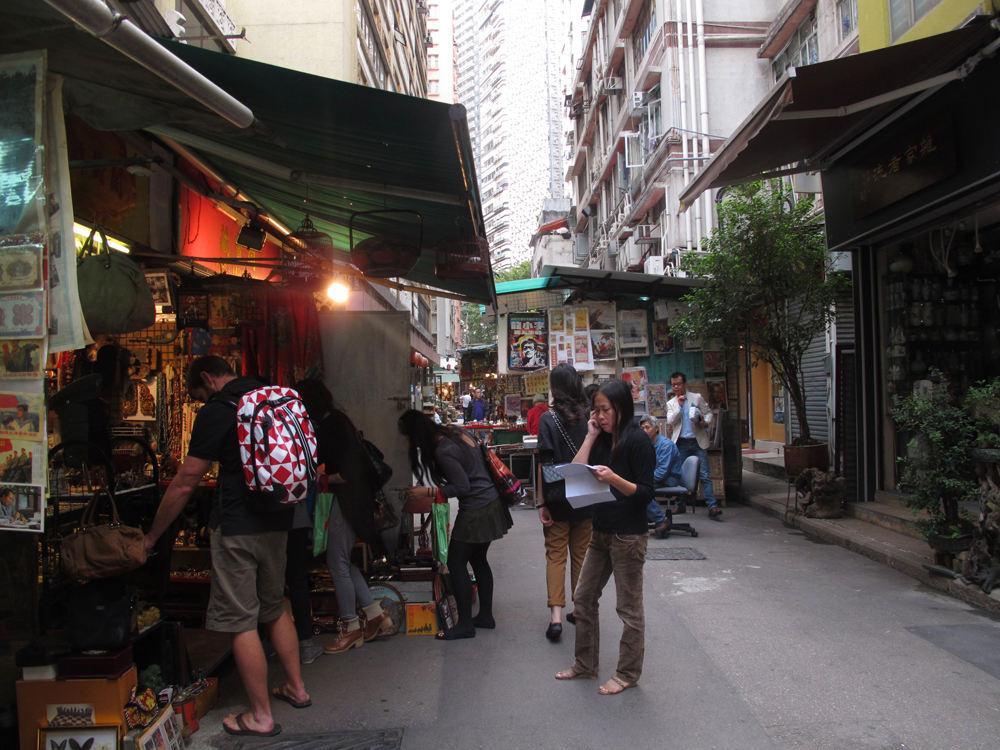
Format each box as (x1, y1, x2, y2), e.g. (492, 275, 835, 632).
(327, 281, 349, 303)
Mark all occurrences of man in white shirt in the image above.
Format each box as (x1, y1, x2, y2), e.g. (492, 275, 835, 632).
(461, 390, 472, 410)
(665, 371, 721, 518)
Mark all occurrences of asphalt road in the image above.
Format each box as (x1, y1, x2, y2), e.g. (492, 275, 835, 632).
(195, 503, 1000, 750)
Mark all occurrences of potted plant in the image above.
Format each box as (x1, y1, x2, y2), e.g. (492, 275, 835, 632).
(674, 180, 850, 472)
(963, 377, 1000, 590)
(890, 370, 979, 554)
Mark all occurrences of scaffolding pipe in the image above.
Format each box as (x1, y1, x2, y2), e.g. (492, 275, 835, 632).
(695, 0, 713, 236)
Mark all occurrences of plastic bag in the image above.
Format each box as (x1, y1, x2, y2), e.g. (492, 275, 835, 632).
(312, 492, 335, 557)
(431, 491, 450, 565)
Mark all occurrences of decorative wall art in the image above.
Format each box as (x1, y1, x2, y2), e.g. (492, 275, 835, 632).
(37, 725, 119, 750)
(621, 367, 648, 403)
(0, 483, 44, 533)
(123, 376, 157, 422)
(646, 383, 668, 417)
(0, 338, 44, 379)
(618, 309, 649, 356)
(0, 392, 42, 440)
(586, 301, 617, 360)
(653, 320, 674, 354)
(0, 292, 45, 338)
(0, 243, 43, 292)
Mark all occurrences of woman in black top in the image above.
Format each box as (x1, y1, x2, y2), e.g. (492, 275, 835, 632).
(536, 364, 593, 641)
(555, 379, 655, 695)
(294, 380, 392, 656)
(399, 409, 512, 640)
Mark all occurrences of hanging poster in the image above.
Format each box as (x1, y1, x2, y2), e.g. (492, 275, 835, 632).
(0, 439, 43, 485)
(618, 309, 649, 356)
(504, 394, 522, 418)
(706, 378, 728, 410)
(0, 243, 43, 292)
(0, 392, 42, 440)
(0, 484, 44, 533)
(0, 338, 44, 379)
(508, 312, 547, 370)
(646, 383, 668, 417)
(45, 75, 90, 352)
(621, 367, 648, 403)
(548, 308, 565, 335)
(704, 351, 725, 373)
(571, 307, 593, 369)
(0, 52, 46, 237)
(586, 301, 617, 360)
(524, 371, 550, 395)
(0, 292, 45, 338)
(573, 333, 591, 365)
(653, 321, 675, 354)
(123, 376, 158, 422)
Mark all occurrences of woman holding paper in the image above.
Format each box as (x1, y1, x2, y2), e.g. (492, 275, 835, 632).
(555, 379, 655, 695)
(536, 364, 593, 641)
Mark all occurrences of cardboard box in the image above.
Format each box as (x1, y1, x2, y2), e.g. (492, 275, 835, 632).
(194, 678, 218, 720)
(17, 666, 136, 750)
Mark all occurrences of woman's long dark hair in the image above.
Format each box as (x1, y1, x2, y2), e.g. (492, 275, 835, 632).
(597, 379, 637, 458)
(549, 363, 589, 425)
(398, 409, 461, 486)
(584, 383, 600, 407)
(294, 379, 335, 422)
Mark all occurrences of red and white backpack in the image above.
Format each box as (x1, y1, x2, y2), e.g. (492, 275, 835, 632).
(231, 386, 318, 505)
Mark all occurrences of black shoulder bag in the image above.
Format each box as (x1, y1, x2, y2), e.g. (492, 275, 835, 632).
(540, 412, 579, 504)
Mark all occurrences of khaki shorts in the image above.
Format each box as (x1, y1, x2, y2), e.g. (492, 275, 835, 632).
(206, 528, 288, 633)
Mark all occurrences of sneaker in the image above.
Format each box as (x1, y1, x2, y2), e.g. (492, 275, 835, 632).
(323, 620, 364, 654)
(299, 640, 324, 664)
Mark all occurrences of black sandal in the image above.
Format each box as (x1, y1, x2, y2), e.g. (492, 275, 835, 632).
(545, 622, 562, 641)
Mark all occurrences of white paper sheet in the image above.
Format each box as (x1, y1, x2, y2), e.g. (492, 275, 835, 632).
(552, 463, 616, 508)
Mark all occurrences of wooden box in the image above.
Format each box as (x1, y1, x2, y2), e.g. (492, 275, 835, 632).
(17, 666, 136, 750)
(708, 452, 724, 479)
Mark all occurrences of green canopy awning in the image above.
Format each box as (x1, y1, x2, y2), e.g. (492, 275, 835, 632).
(1, 0, 495, 304)
(154, 40, 494, 303)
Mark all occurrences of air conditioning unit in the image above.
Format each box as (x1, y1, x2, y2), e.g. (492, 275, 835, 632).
(644, 256, 665, 275)
(604, 76, 623, 92)
(630, 91, 646, 113)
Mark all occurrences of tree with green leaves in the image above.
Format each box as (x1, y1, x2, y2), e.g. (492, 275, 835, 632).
(460, 260, 532, 346)
(673, 180, 850, 443)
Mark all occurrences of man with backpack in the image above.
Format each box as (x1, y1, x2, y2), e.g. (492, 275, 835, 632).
(144, 356, 310, 737)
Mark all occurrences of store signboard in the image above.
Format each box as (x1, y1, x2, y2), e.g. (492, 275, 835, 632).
(849, 110, 956, 220)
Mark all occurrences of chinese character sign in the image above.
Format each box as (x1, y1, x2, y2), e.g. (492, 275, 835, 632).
(508, 312, 548, 370)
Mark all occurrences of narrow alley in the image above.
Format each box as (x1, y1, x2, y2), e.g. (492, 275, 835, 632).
(194, 501, 1000, 750)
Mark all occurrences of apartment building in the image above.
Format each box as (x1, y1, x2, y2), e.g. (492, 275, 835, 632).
(426, 0, 458, 101)
(455, 0, 568, 269)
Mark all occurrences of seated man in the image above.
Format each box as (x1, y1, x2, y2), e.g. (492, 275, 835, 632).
(639, 415, 682, 531)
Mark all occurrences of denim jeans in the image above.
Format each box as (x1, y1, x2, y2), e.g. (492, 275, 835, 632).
(327, 497, 375, 619)
(676, 438, 717, 508)
(645, 499, 666, 524)
(571, 530, 647, 684)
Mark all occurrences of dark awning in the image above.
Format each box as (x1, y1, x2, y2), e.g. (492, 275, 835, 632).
(538, 265, 702, 300)
(679, 19, 1000, 210)
(3, 0, 495, 304)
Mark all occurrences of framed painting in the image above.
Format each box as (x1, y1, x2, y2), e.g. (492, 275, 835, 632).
(38, 725, 119, 750)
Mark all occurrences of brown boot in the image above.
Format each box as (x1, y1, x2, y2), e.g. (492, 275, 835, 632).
(363, 611, 394, 642)
(323, 618, 364, 654)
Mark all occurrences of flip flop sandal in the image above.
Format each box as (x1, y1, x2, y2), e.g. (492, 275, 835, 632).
(273, 688, 312, 709)
(555, 667, 597, 680)
(598, 675, 636, 695)
(223, 714, 282, 736)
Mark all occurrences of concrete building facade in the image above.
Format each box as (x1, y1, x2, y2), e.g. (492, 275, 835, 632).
(426, 0, 458, 102)
(455, 0, 569, 269)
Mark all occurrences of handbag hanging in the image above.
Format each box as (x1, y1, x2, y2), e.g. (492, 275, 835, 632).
(61, 488, 147, 580)
(372, 488, 400, 532)
(478, 439, 526, 507)
(540, 412, 579, 503)
(358, 430, 393, 489)
(76, 226, 156, 334)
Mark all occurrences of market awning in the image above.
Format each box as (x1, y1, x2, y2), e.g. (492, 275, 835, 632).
(4, 0, 496, 304)
(679, 19, 1000, 210)
(538, 265, 702, 300)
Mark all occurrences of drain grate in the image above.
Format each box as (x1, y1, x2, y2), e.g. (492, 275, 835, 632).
(222, 730, 403, 750)
(646, 547, 706, 560)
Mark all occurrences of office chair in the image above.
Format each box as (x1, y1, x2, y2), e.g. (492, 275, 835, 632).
(651, 455, 701, 539)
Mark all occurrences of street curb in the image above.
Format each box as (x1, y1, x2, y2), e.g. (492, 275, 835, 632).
(740, 489, 1000, 617)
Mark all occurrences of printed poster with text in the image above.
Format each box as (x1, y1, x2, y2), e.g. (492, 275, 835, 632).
(508, 313, 548, 370)
(571, 307, 593, 369)
(586, 301, 617, 360)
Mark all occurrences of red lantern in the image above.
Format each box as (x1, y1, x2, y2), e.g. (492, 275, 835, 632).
(411, 351, 420, 365)
(419, 355, 428, 368)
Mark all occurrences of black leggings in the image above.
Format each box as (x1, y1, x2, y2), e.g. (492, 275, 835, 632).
(447, 538, 494, 627)
(285, 527, 313, 641)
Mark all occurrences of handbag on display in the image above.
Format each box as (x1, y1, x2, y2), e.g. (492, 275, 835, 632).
(540, 412, 579, 505)
(76, 227, 156, 334)
(478, 439, 526, 507)
(61, 488, 147, 580)
(372, 489, 400, 532)
(67, 577, 138, 651)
